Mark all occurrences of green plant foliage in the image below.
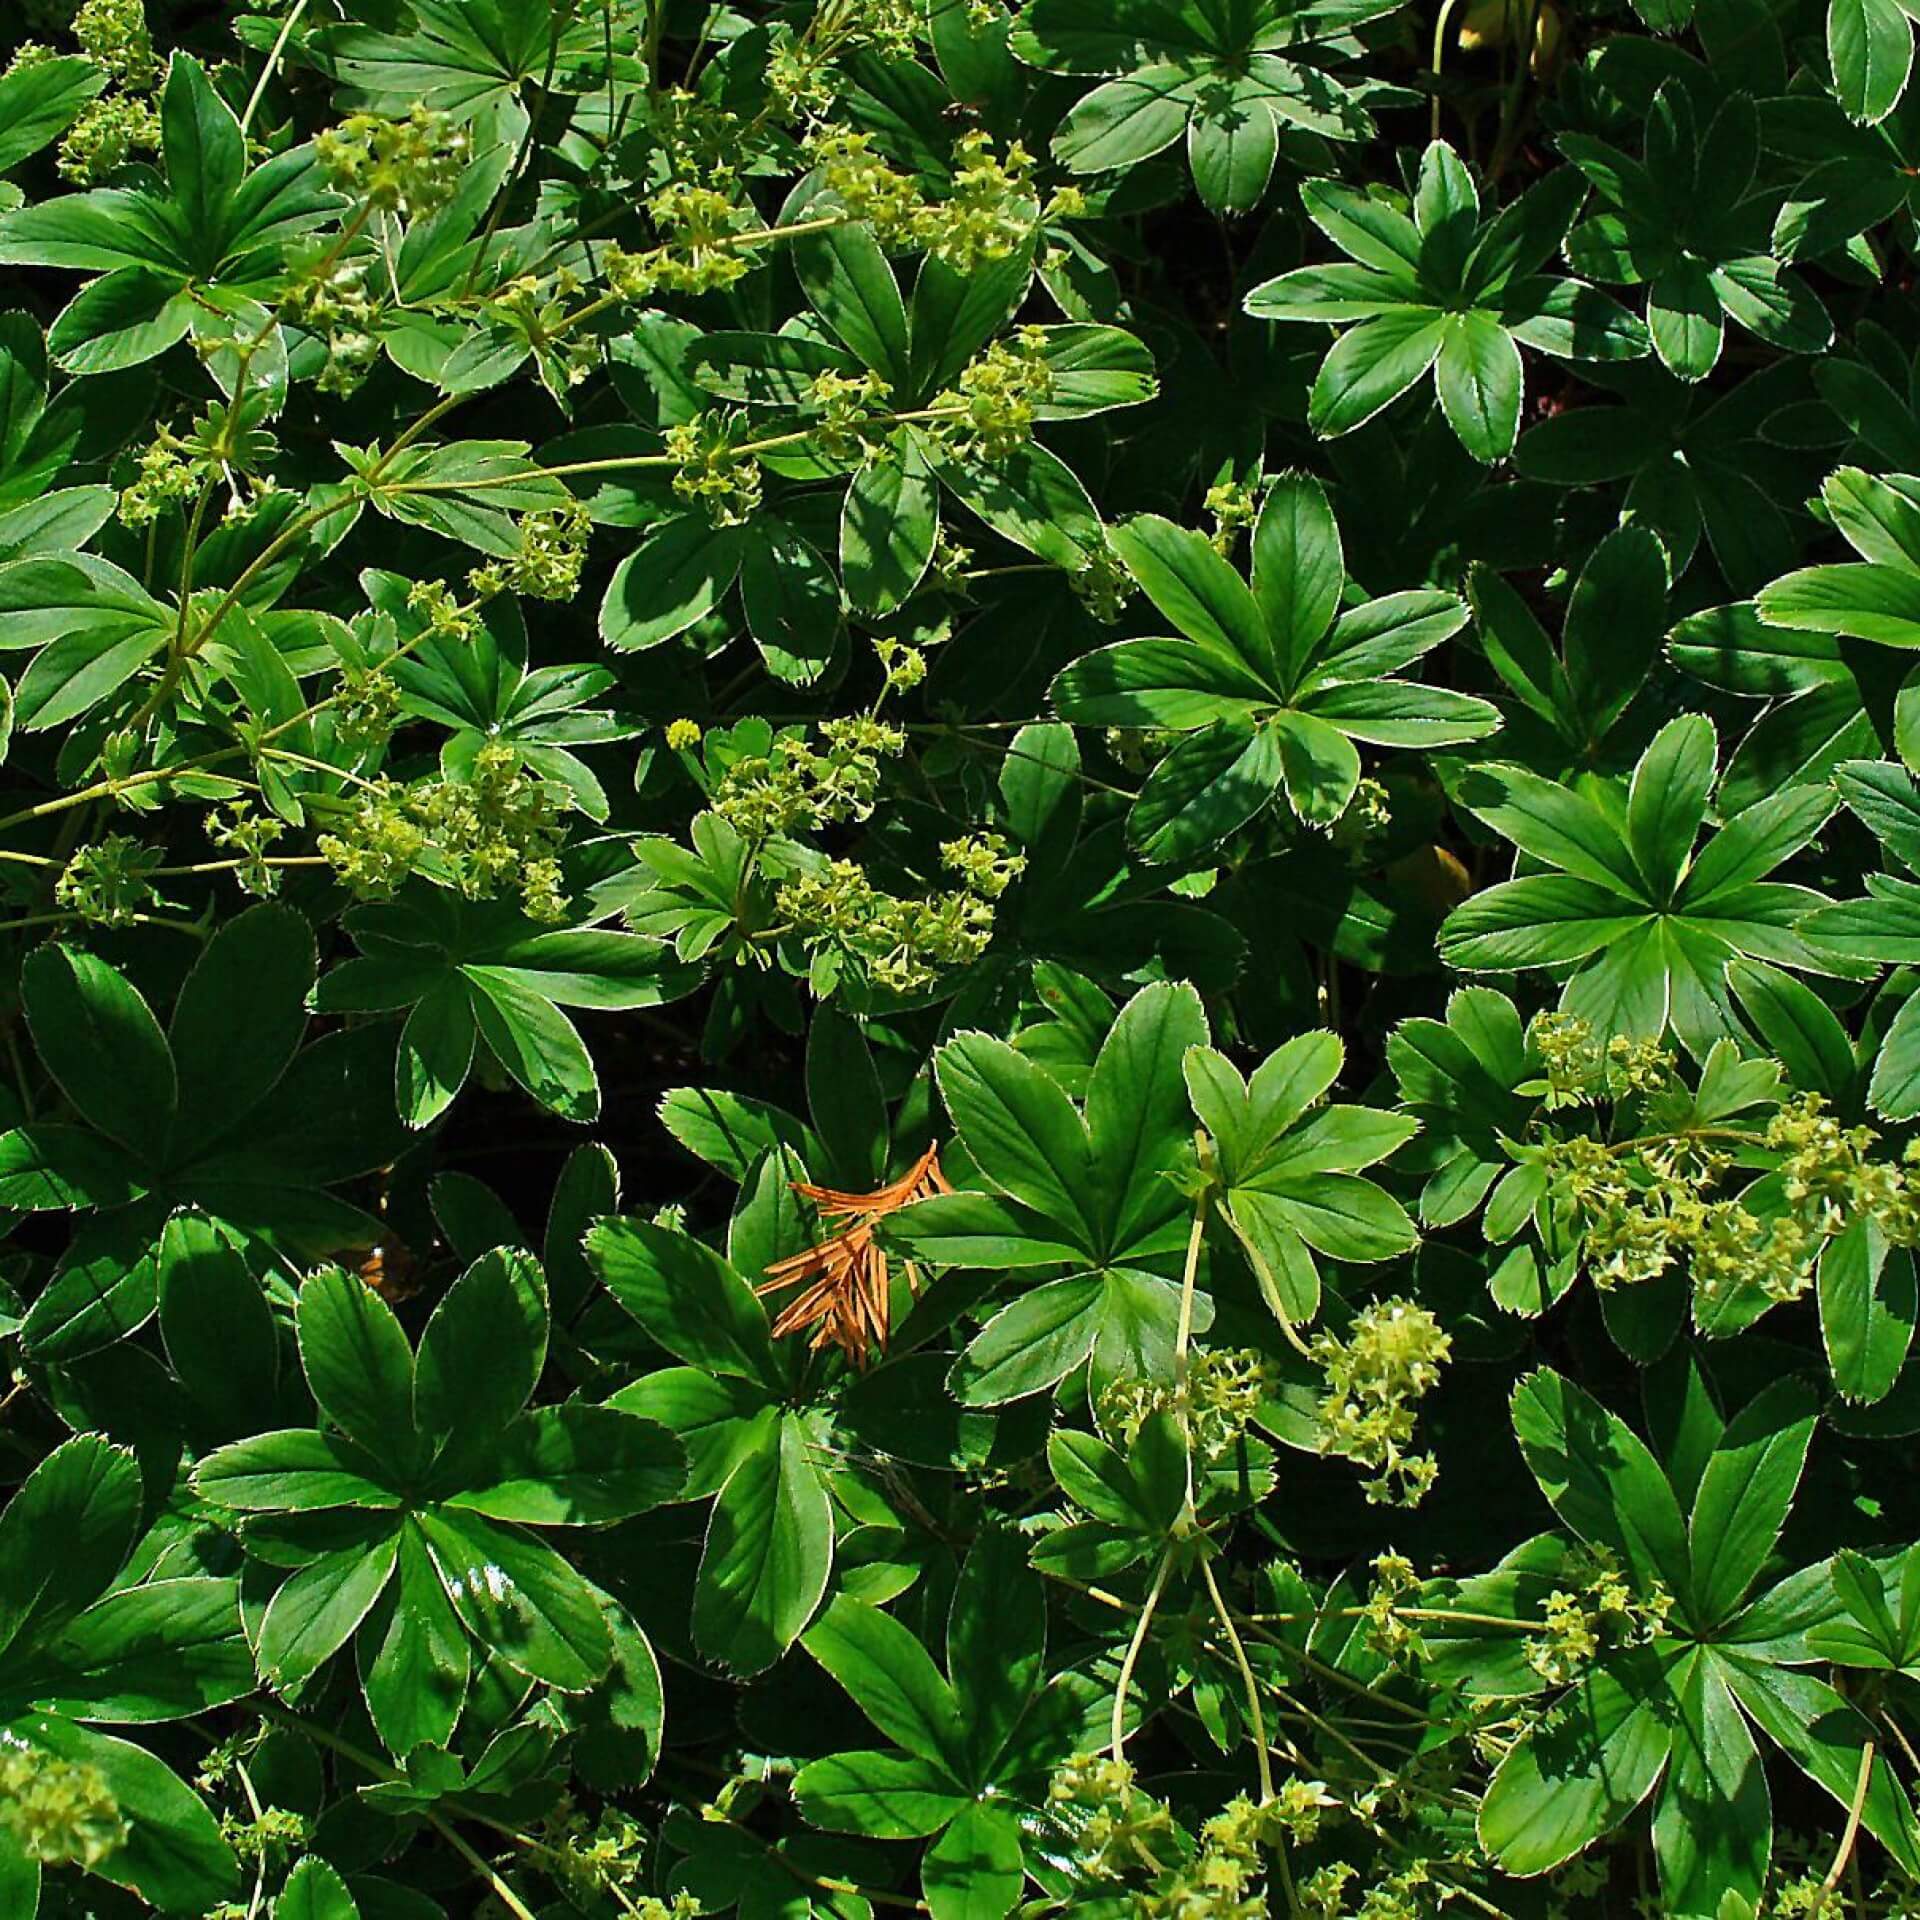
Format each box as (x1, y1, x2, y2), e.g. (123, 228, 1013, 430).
(14, 0, 1920, 1916)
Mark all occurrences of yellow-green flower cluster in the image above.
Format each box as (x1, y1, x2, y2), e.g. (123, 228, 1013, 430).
(601, 185, 756, 303)
(932, 131, 1082, 272)
(646, 86, 749, 185)
(713, 716, 906, 839)
(1072, 539, 1136, 624)
(1361, 1550, 1423, 1659)
(1299, 1860, 1441, 1920)
(939, 830, 1027, 900)
(115, 401, 279, 530)
(118, 430, 208, 527)
(58, 90, 160, 183)
(665, 413, 763, 528)
(279, 258, 379, 397)
(469, 503, 593, 602)
(933, 328, 1054, 462)
(406, 578, 483, 647)
(1331, 776, 1392, 858)
(1048, 1762, 1363, 1915)
(536, 1801, 654, 1907)
(1045, 1753, 1175, 1883)
(1770, 1878, 1848, 1918)
(766, 28, 838, 121)
(837, 0, 924, 57)
(874, 635, 927, 693)
(0, 1736, 129, 1871)
(1312, 1300, 1451, 1506)
(318, 741, 571, 922)
(333, 664, 402, 750)
(1542, 1087, 1920, 1309)
(208, 803, 286, 897)
(809, 368, 895, 461)
(630, 1898, 705, 1920)
(1269, 1776, 1341, 1846)
(56, 833, 163, 926)
(809, 129, 1080, 274)
(44, 0, 160, 178)
(71, 0, 155, 86)
(1136, 1792, 1283, 1918)
(1105, 725, 1180, 775)
(1205, 479, 1258, 556)
(1771, 1093, 1920, 1240)
(1101, 1347, 1274, 1460)
(926, 529, 977, 596)
(1524, 1546, 1673, 1687)
(808, 129, 928, 235)
(316, 105, 470, 216)
(927, 131, 1042, 268)
(775, 842, 1014, 994)
(1529, 1011, 1675, 1109)
(768, 0, 927, 112)
(220, 1803, 309, 1865)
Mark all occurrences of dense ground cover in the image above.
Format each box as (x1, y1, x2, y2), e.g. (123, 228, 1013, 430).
(8, 0, 1920, 1914)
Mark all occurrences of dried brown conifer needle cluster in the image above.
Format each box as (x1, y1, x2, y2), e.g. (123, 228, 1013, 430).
(757, 1142, 950, 1365)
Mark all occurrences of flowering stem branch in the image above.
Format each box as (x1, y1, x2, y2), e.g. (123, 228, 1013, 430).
(1244, 1606, 1548, 1631)
(1199, 1548, 1275, 1803)
(1822, 1739, 1877, 1896)
(425, 1815, 540, 1920)
(705, 1812, 930, 1912)
(1430, 0, 1464, 140)
(1106, 1171, 1217, 1774)
(234, 1757, 269, 1920)
(0, 910, 203, 938)
(1110, 1547, 1173, 1769)
(240, 0, 310, 135)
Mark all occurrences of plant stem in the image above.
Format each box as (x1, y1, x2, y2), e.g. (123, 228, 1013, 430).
(1111, 1547, 1174, 1768)
(1199, 1548, 1274, 1802)
(239, 0, 309, 134)
(426, 1814, 541, 1920)
(1823, 1740, 1877, 1895)
(1430, 0, 1464, 139)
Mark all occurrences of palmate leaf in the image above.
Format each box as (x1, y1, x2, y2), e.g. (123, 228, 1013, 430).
(0, 54, 336, 373)
(587, 1216, 841, 1676)
(1559, 84, 1832, 384)
(195, 1247, 679, 1721)
(313, 891, 694, 1125)
(1441, 716, 1848, 1053)
(891, 982, 1212, 1403)
(1484, 1369, 1920, 1904)
(1052, 477, 1489, 858)
(1015, 0, 1381, 210)
(1, 913, 410, 1361)
(1759, 467, 1920, 647)
(794, 1535, 1063, 1917)
(1186, 1033, 1418, 1329)
(1247, 141, 1646, 458)
(312, 0, 608, 120)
